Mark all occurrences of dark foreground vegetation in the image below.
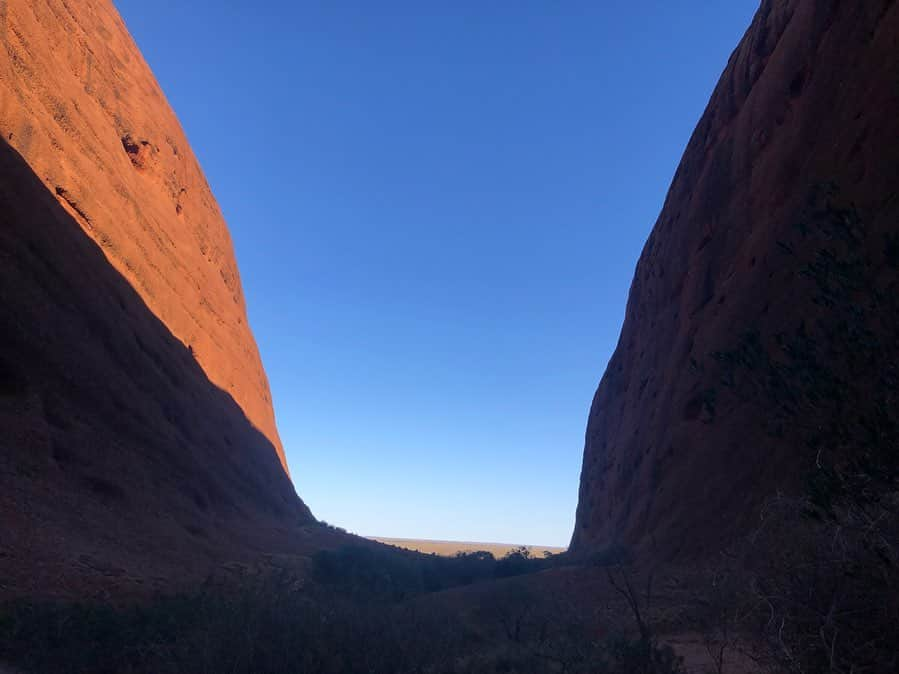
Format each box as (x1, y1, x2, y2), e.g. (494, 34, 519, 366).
(0, 545, 683, 674)
(310, 539, 561, 600)
(4, 491, 896, 673)
(689, 494, 899, 673)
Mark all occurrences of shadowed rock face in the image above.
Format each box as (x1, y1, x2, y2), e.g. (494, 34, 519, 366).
(0, 0, 315, 597)
(0, 0, 288, 474)
(571, 0, 899, 559)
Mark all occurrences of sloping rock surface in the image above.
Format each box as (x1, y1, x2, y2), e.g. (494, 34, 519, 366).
(572, 0, 899, 558)
(0, 0, 314, 598)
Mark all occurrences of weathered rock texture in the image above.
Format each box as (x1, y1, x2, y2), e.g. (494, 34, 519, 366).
(0, 0, 316, 598)
(572, 0, 899, 558)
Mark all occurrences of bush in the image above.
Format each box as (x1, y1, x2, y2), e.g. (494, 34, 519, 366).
(311, 543, 560, 601)
(0, 566, 682, 674)
(692, 494, 899, 673)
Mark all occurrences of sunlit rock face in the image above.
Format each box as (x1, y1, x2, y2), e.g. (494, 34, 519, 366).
(0, 0, 313, 598)
(571, 0, 899, 559)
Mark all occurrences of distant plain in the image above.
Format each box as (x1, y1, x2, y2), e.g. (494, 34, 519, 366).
(369, 537, 567, 558)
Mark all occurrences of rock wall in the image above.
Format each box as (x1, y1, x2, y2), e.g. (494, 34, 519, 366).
(571, 0, 899, 558)
(0, 0, 314, 598)
(0, 0, 287, 473)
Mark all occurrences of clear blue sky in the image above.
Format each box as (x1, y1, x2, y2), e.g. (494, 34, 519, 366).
(115, 1, 758, 547)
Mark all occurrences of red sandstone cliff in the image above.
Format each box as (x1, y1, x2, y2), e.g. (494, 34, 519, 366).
(571, 0, 899, 558)
(0, 0, 315, 598)
(0, 0, 287, 474)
